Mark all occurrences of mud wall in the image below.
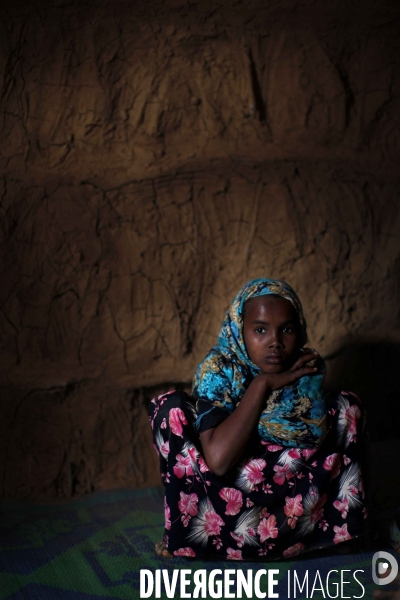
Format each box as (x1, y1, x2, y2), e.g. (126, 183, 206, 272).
(0, 0, 399, 498)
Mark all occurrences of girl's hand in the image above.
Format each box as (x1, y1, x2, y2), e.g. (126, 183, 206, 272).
(258, 348, 321, 392)
(200, 348, 322, 477)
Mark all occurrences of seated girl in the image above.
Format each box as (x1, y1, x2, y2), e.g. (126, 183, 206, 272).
(148, 278, 366, 560)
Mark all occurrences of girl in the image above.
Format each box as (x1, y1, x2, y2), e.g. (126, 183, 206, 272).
(148, 278, 366, 560)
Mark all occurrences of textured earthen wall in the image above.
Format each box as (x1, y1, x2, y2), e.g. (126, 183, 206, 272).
(0, 0, 399, 498)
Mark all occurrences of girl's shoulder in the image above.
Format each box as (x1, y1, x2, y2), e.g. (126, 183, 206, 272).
(193, 347, 235, 382)
(192, 346, 254, 403)
(194, 345, 254, 381)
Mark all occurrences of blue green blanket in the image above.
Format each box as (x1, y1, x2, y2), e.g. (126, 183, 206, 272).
(0, 487, 393, 599)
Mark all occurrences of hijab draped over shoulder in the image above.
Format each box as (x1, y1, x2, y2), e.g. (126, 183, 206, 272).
(192, 278, 327, 448)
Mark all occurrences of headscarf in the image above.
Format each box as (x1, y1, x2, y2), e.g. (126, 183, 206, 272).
(192, 278, 327, 448)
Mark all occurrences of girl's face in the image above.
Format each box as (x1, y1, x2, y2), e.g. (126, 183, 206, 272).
(243, 295, 302, 373)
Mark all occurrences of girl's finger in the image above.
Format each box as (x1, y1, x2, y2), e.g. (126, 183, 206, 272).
(296, 366, 319, 376)
(291, 352, 320, 371)
(283, 366, 319, 385)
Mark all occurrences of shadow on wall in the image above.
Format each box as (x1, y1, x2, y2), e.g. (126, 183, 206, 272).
(324, 340, 400, 443)
(325, 340, 400, 537)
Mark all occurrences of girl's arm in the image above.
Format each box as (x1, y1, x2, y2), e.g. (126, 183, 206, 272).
(199, 351, 319, 476)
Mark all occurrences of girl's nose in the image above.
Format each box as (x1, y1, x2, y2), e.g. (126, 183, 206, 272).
(269, 331, 283, 348)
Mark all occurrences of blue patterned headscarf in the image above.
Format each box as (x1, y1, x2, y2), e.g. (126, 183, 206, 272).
(192, 278, 327, 448)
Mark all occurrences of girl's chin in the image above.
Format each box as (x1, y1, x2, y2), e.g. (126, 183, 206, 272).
(260, 364, 287, 374)
(260, 358, 297, 374)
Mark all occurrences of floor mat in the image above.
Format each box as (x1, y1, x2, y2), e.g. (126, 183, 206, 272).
(0, 487, 396, 599)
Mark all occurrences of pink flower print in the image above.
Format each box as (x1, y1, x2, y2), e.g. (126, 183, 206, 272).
(311, 494, 327, 524)
(181, 514, 191, 527)
(284, 494, 304, 529)
(150, 392, 174, 425)
(344, 405, 361, 441)
(362, 507, 368, 519)
(265, 444, 283, 452)
(244, 459, 266, 488)
(258, 514, 279, 542)
(204, 511, 225, 536)
(283, 543, 305, 558)
(168, 407, 188, 437)
(160, 441, 170, 456)
(227, 548, 243, 560)
(308, 473, 313, 482)
(219, 488, 243, 516)
(328, 408, 337, 416)
(160, 418, 167, 429)
(246, 498, 254, 508)
(230, 532, 245, 547)
(333, 497, 349, 519)
(261, 508, 270, 518)
(319, 519, 329, 531)
(178, 492, 198, 517)
(288, 448, 301, 459)
(311, 460, 318, 467)
(164, 498, 171, 530)
(302, 448, 317, 461)
(212, 537, 223, 550)
(323, 453, 341, 479)
(333, 523, 352, 544)
(273, 464, 293, 485)
(343, 455, 351, 466)
(173, 547, 196, 557)
(187, 445, 198, 462)
(198, 456, 210, 472)
(349, 485, 358, 496)
(173, 454, 193, 478)
(161, 471, 170, 484)
(262, 483, 273, 494)
(297, 472, 305, 479)
(247, 527, 256, 537)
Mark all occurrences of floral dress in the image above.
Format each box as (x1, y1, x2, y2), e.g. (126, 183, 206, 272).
(148, 388, 367, 560)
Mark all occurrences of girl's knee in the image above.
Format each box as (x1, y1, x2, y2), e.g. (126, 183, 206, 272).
(326, 390, 363, 413)
(148, 390, 197, 425)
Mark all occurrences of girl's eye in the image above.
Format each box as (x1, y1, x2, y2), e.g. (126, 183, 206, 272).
(255, 327, 265, 334)
(282, 326, 294, 333)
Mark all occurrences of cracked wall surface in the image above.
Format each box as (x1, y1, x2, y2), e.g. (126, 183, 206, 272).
(0, 0, 399, 498)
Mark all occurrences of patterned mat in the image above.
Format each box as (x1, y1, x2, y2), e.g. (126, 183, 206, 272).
(0, 487, 394, 599)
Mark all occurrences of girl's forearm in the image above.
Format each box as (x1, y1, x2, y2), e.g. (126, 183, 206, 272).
(199, 376, 270, 476)
(199, 353, 318, 476)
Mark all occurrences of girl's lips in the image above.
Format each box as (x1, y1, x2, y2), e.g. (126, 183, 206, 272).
(265, 356, 285, 364)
